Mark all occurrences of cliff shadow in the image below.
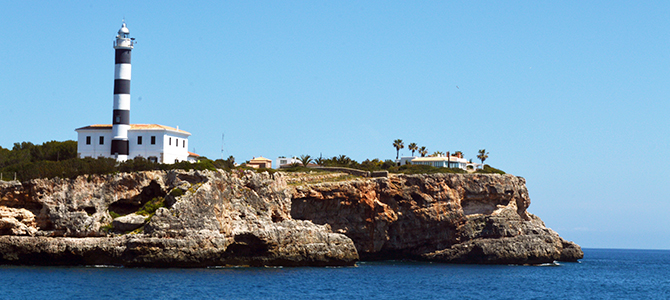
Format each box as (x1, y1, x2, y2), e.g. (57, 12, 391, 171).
(108, 180, 166, 216)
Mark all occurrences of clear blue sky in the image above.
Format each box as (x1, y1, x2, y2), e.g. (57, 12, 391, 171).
(2, 1, 669, 250)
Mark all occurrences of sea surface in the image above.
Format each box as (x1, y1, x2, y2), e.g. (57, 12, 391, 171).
(1, 248, 668, 299)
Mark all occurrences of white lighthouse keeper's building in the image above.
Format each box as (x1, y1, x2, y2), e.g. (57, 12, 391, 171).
(76, 124, 192, 163)
(75, 21, 195, 164)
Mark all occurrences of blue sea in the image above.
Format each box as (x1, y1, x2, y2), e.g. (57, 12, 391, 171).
(1, 249, 668, 299)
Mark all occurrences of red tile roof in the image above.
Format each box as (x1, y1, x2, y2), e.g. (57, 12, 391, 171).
(76, 124, 191, 135)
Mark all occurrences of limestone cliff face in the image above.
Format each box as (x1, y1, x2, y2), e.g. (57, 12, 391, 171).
(0, 170, 358, 267)
(0, 170, 582, 266)
(291, 173, 583, 264)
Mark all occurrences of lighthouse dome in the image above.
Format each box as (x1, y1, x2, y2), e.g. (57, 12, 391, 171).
(118, 23, 130, 35)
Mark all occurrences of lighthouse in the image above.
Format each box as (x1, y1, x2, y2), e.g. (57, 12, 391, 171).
(111, 21, 134, 161)
(76, 22, 196, 164)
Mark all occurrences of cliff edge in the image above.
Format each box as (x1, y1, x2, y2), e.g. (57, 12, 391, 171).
(291, 173, 583, 264)
(0, 170, 357, 267)
(0, 170, 582, 267)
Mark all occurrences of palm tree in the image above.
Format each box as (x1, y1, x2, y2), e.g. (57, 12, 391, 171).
(314, 154, 325, 166)
(299, 154, 312, 168)
(408, 143, 418, 157)
(431, 151, 444, 157)
(477, 149, 489, 165)
(418, 146, 427, 157)
(336, 155, 352, 166)
(393, 139, 404, 160)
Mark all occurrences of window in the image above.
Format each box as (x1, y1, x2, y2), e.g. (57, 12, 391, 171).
(169, 137, 171, 146)
(183, 140, 186, 148)
(175, 138, 178, 147)
(137, 136, 142, 145)
(151, 136, 156, 145)
(99, 136, 104, 145)
(86, 136, 91, 145)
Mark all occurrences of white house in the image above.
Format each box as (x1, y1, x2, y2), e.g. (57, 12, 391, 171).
(397, 156, 417, 166)
(276, 156, 301, 169)
(410, 155, 482, 170)
(76, 124, 192, 163)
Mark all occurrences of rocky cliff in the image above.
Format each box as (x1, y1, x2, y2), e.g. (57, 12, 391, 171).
(0, 170, 582, 267)
(291, 173, 583, 264)
(0, 170, 357, 267)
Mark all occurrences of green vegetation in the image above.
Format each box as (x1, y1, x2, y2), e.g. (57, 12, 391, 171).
(299, 155, 312, 168)
(0, 140, 506, 181)
(477, 149, 489, 165)
(0, 140, 244, 181)
(0, 140, 85, 181)
(359, 158, 396, 171)
(476, 164, 505, 174)
(129, 227, 144, 234)
(284, 147, 505, 175)
(136, 197, 165, 216)
(393, 139, 404, 160)
(408, 143, 418, 156)
(100, 223, 113, 233)
(418, 146, 428, 157)
(288, 155, 395, 171)
(389, 164, 467, 174)
(169, 188, 185, 197)
(254, 167, 277, 174)
(281, 154, 494, 175)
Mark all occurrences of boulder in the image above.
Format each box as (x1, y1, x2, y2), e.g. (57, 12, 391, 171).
(112, 214, 146, 232)
(0, 207, 37, 236)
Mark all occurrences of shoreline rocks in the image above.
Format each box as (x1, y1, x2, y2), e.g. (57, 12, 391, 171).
(291, 173, 583, 264)
(0, 170, 582, 267)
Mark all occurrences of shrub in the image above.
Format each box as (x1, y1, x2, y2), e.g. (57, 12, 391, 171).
(108, 210, 121, 219)
(169, 188, 185, 197)
(136, 197, 165, 216)
(475, 165, 506, 174)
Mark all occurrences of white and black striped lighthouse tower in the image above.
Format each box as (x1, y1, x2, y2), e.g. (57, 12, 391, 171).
(111, 21, 134, 161)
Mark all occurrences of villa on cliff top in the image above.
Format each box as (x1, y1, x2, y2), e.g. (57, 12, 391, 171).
(276, 156, 300, 169)
(398, 153, 482, 170)
(246, 157, 273, 169)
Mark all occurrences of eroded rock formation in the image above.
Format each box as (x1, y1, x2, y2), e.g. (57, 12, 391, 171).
(0, 170, 357, 267)
(291, 173, 583, 264)
(0, 170, 582, 267)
